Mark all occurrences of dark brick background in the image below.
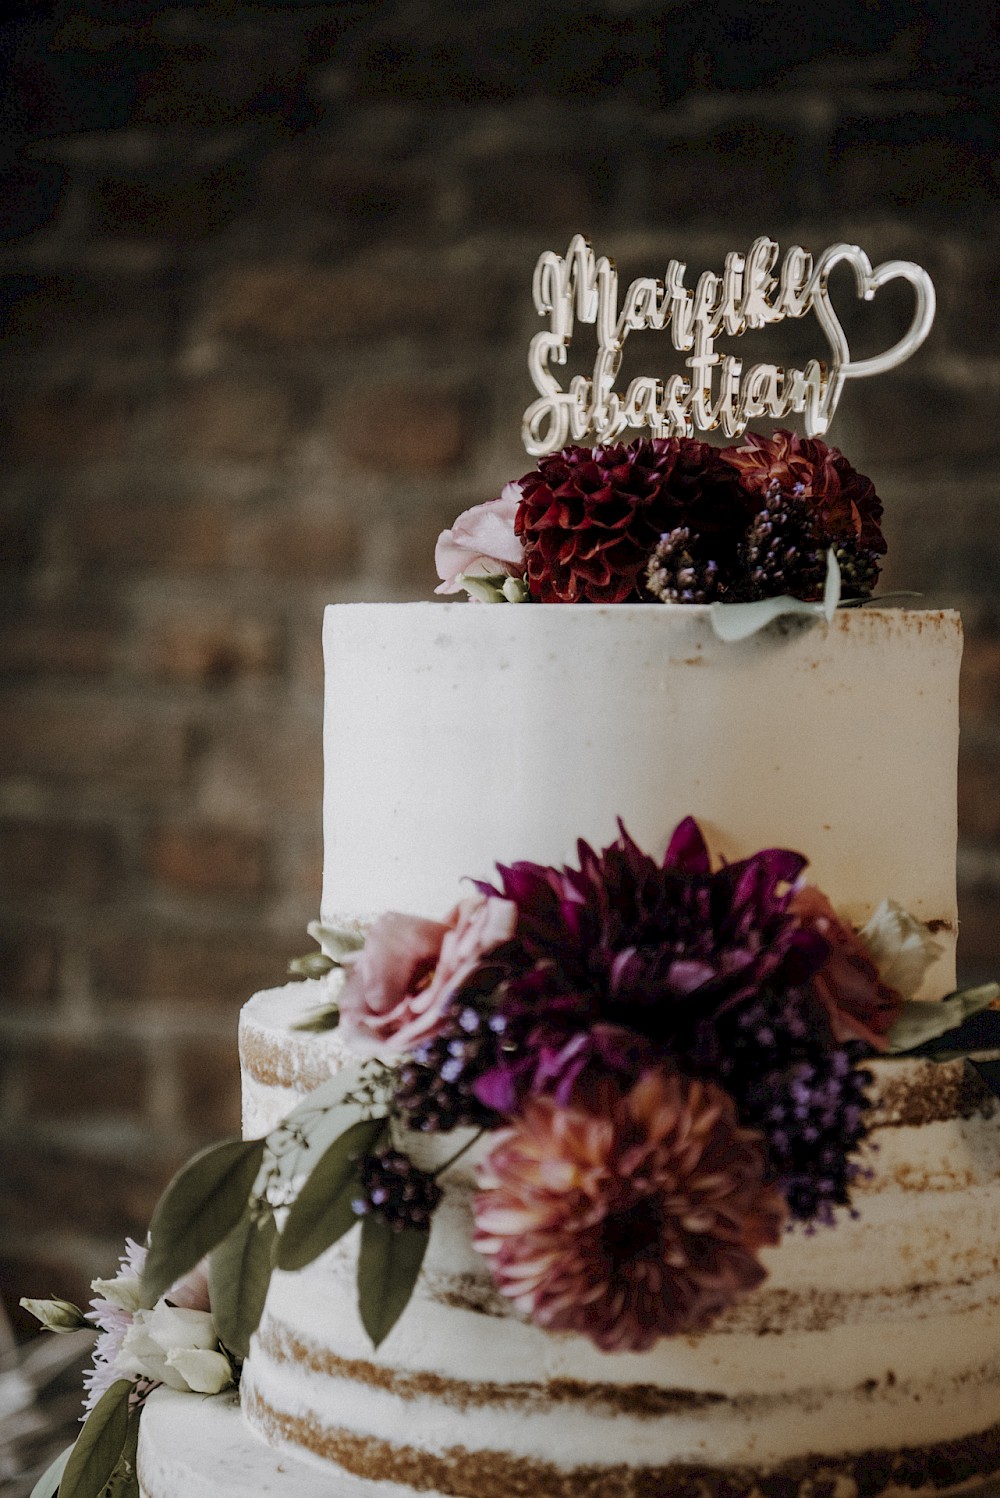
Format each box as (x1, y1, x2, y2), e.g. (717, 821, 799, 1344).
(1, 0, 998, 1330)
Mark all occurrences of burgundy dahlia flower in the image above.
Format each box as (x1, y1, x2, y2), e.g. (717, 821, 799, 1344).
(515, 438, 743, 604)
(473, 1068, 786, 1350)
(719, 429, 886, 599)
(471, 817, 826, 1113)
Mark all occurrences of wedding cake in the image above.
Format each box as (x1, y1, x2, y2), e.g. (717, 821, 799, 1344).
(29, 237, 1000, 1498)
(135, 588, 1000, 1498)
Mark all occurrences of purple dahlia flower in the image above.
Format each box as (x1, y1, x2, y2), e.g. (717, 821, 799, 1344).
(470, 817, 828, 1111)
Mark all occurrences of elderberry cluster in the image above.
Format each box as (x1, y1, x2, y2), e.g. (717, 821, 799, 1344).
(741, 478, 881, 602)
(352, 1149, 442, 1232)
(393, 1005, 503, 1133)
(745, 1049, 873, 1226)
(708, 988, 873, 1226)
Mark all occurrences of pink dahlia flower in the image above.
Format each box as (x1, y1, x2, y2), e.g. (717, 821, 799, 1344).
(434, 483, 525, 594)
(473, 1069, 786, 1351)
(791, 886, 904, 1050)
(339, 895, 517, 1056)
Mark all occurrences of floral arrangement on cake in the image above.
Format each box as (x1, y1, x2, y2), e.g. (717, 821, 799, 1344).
(34, 807, 979, 1427)
(435, 429, 886, 619)
(280, 818, 997, 1350)
(22, 838, 1000, 1496)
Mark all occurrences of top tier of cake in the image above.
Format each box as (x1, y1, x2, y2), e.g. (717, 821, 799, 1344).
(321, 603, 961, 997)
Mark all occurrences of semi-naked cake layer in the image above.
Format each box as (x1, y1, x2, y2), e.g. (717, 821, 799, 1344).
(227, 980, 1000, 1498)
(321, 604, 961, 997)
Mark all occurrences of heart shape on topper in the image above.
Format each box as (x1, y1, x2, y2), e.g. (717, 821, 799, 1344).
(809, 244, 936, 382)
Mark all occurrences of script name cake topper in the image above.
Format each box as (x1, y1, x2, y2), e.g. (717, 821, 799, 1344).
(522, 234, 935, 456)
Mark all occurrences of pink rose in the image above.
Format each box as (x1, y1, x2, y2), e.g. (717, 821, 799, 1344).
(434, 483, 525, 595)
(339, 895, 517, 1055)
(791, 886, 904, 1050)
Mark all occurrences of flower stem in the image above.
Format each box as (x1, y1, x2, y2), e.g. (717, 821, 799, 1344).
(433, 1129, 484, 1180)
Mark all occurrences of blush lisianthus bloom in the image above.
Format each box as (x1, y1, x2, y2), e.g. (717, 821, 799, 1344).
(339, 894, 517, 1056)
(83, 1240, 230, 1413)
(434, 483, 525, 595)
(791, 886, 905, 1050)
(473, 1068, 786, 1351)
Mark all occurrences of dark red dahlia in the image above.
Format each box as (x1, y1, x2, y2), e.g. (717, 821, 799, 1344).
(389, 818, 876, 1229)
(514, 438, 743, 604)
(471, 817, 828, 1113)
(720, 429, 886, 599)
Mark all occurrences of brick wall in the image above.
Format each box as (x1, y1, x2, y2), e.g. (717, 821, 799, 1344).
(2, 1, 999, 1329)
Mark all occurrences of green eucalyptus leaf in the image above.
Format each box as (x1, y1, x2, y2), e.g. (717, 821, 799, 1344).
(709, 593, 826, 642)
(885, 984, 1000, 1055)
(307, 919, 365, 964)
(288, 952, 336, 980)
(275, 1116, 386, 1272)
(357, 1215, 430, 1349)
(103, 1409, 141, 1498)
(209, 1208, 277, 1357)
(142, 1137, 266, 1305)
(821, 547, 841, 621)
(29, 1444, 73, 1498)
(272, 1063, 370, 1137)
(292, 1003, 341, 1033)
(709, 550, 843, 643)
(58, 1378, 131, 1498)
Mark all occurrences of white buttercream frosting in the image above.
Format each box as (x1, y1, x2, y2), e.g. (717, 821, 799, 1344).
(321, 604, 961, 997)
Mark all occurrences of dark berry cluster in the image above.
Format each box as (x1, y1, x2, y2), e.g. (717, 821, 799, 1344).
(741, 479, 881, 603)
(710, 990, 873, 1226)
(352, 1149, 443, 1232)
(393, 1006, 503, 1133)
(742, 481, 829, 601)
(747, 1049, 873, 1226)
(645, 526, 725, 604)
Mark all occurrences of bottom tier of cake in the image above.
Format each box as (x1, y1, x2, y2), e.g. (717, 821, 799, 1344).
(138, 1385, 1000, 1498)
(137, 1388, 387, 1498)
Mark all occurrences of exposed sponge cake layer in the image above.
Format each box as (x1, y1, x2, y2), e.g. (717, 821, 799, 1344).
(236, 980, 1000, 1492)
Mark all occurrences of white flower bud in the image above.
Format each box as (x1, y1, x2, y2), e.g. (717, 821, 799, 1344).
(165, 1347, 234, 1394)
(20, 1297, 90, 1333)
(502, 576, 529, 604)
(860, 899, 942, 1000)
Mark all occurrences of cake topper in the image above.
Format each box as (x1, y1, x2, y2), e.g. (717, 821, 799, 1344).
(522, 235, 935, 456)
